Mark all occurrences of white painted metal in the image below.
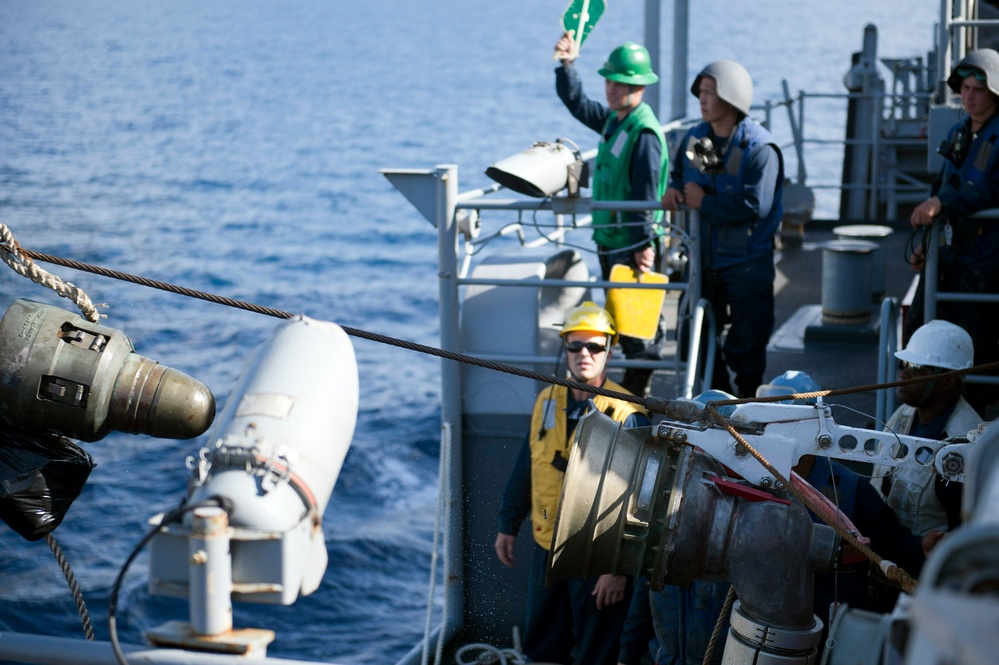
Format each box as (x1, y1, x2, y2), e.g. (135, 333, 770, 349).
(658, 400, 976, 487)
(0, 632, 333, 665)
(149, 316, 359, 606)
(431, 164, 466, 651)
(670, 0, 689, 122)
(189, 507, 233, 636)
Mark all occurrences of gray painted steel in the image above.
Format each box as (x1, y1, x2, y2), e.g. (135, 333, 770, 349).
(820, 239, 877, 324)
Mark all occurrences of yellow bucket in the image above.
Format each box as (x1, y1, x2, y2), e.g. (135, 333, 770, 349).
(605, 264, 668, 340)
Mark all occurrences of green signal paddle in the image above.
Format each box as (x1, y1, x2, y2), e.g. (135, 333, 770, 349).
(561, 0, 605, 48)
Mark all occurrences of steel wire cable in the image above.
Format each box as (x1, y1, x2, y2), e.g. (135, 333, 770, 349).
(14, 237, 999, 411)
(15, 247, 653, 407)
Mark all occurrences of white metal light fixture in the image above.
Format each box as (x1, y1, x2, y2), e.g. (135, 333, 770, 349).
(485, 138, 587, 197)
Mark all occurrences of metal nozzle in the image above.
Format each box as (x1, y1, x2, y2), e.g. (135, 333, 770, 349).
(107, 354, 216, 439)
(0, 298, 215, 442)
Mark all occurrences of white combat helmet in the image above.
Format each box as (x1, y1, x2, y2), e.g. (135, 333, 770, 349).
(690, 60, 754, 116)
(895, 319, 974, 371)
(947, 48, 999, 97)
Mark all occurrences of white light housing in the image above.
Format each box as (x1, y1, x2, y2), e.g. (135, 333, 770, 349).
(485, 139, 586, 197)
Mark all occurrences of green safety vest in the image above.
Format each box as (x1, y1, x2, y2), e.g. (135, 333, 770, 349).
(591, 103, 668, 249)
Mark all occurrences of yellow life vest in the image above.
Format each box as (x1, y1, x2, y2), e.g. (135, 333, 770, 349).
(527, 380, 647, 549)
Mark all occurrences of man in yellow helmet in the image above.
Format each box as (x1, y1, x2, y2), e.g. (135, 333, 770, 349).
(494, 301, 651, 664)
(554, 33, 670, 397)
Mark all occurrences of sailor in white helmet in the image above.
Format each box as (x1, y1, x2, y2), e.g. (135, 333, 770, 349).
(661, 59, 784, 399)
(872, 319, 983, 536)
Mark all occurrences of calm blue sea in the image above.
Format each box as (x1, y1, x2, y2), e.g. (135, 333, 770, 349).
(0, 1, 938, 663)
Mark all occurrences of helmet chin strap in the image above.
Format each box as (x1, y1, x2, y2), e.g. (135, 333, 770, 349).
(592, 333, 613, 379)
(913, 368, 944, 407)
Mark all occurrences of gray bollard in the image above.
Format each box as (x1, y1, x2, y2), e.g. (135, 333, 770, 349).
(821, 239, 878, 325)
(832, 224, 893, 301)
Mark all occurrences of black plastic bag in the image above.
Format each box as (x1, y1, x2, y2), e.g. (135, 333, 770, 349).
(0, 427, 96, 541)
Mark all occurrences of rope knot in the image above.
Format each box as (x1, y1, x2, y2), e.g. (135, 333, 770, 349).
(0, 223, 101, 323)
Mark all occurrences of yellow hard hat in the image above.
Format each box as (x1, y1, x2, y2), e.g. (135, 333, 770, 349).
(560, 301, 616, 340)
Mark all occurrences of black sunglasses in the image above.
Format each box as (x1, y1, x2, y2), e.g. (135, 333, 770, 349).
(957, 66, 987, 82)
(565, 341, 607, 354)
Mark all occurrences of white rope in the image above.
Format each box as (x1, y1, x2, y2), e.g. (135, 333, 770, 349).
(434, 421, 455, 665)
(0, 223, 100, 322)
(421, 422, 451, 665)
(454, 641, 528, 665)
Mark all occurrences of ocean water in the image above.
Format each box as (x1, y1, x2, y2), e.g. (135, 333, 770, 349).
(0, 1, 938, 663)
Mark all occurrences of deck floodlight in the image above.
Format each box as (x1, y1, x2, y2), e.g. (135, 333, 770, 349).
(485, 138, 587, 197)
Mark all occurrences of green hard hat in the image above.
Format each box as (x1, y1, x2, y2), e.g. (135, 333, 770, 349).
(598, 42, 659, 85)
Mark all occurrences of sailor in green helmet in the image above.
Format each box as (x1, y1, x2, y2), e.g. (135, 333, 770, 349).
(554, 33, 669, 397)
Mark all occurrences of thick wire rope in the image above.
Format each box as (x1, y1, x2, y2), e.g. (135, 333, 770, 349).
(45, 533, 95, 641)
(11, 247, 655, 406)
(11, 240, 999, 418)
